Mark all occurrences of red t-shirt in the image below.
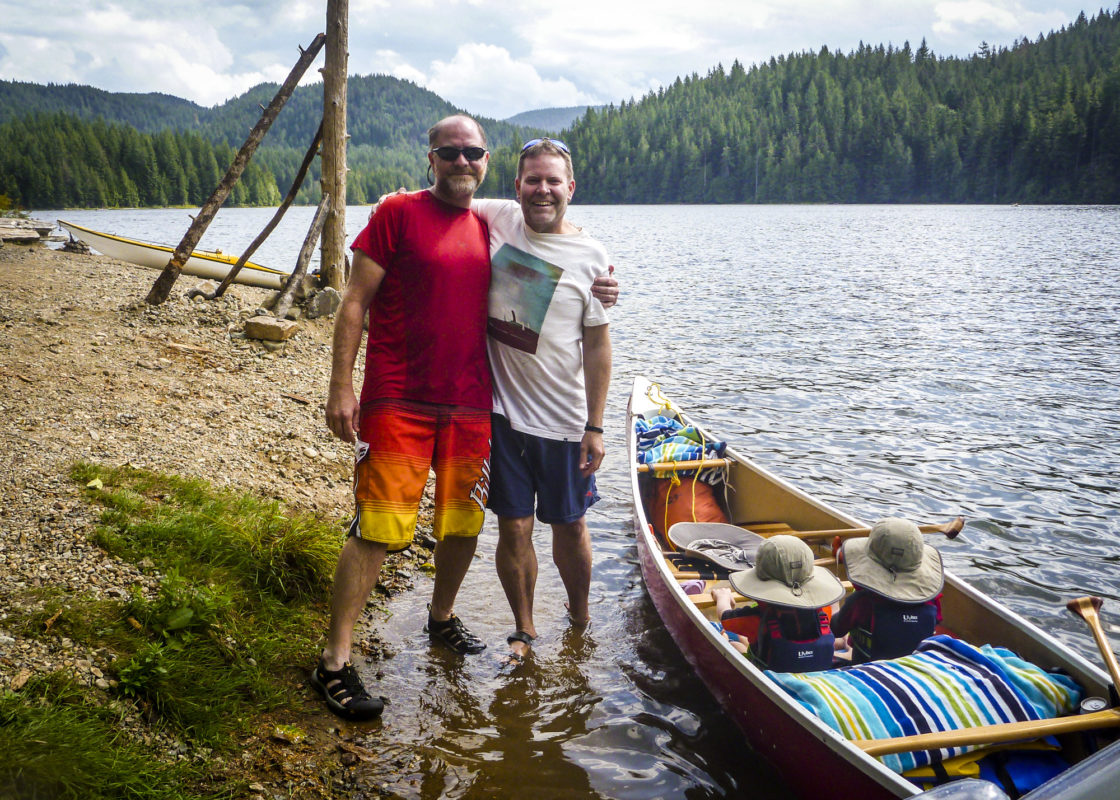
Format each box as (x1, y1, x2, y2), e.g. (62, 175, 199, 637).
(350, 190, 491, 409)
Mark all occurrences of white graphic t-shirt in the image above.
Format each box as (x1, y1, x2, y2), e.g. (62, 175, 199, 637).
(472, 199, 610, 441)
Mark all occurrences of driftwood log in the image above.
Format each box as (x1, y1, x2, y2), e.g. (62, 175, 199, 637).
(144, 32, 326, 305)
(206, 121, 325, 299)
(320, 0, 349, 292)
(272, 193, 332, 321)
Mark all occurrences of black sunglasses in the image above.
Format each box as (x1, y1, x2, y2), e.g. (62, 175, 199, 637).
(430, 146, 488, 162)
(520, 137, 570, 154)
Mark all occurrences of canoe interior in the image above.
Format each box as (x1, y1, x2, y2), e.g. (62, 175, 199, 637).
(627, 376, 1116, 800)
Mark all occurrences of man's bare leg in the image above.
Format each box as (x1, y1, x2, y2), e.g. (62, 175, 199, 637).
(429, 534, 479, 621)
(496, 514, 538, 658)
(322, 536, 388, 670)
(551, 517, 591, 627)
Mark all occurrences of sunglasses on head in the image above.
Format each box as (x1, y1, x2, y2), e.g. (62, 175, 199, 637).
(521, 137, 570, 154)
(430, 145, 488, 162)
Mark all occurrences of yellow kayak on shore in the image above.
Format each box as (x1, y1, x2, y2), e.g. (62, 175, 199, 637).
(57, 220, 289, 290)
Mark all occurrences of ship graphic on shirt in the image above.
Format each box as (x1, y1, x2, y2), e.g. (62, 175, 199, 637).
(487, 243, 563, 354)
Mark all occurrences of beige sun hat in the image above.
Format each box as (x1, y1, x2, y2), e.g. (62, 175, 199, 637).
(668, 522, 764, 571)
(728, 535, 845, 609)
(841, 517, 944, 603)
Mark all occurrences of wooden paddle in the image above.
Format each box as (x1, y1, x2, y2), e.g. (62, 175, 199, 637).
(1067, 596, 1120, 693)
(855, 707, 1120, 757)
(785, 516, 964, 542)
(637, 458, 733, 473)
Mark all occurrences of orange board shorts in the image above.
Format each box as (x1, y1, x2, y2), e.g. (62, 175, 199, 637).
(351, 399, 491, 552)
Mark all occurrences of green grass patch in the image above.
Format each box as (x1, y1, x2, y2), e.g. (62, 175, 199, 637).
(0, 679, 224, 800)
(1, 462, 349, 798)
(72, 461, 339, 603)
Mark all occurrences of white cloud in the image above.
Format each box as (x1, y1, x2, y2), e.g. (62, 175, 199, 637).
(425, 43, 598, 118)
(381, 60, 429, 89)
(0, 1, 322, 106)
(933, 1, 1023, 35)
(930, 0, 1075, 52)
(0, 1, 1096, 117)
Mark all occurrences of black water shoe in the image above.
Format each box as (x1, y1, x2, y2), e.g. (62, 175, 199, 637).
(310, 659, 384, 721)
(425, 608, 486, 654)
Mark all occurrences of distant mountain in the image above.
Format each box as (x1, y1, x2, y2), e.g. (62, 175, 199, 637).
(0, 79, 206, 132)
(504, 105, 606, 133)
(0, 73, 542, 206)
(0, 74, 530, 151)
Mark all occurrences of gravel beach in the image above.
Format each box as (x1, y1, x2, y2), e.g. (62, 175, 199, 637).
(0, 237, 430, 796)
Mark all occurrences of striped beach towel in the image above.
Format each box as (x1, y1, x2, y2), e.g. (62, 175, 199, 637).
(635, 415, 727, 481)
(766, 635, 1083, 773)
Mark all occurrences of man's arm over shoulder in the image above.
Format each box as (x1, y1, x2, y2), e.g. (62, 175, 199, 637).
(579, 323, 612, 476)
(585, 238, 617, 309)
(325, 249, 386, 443)
(590, 266, 618, 309)
(470, 197, 516, 225)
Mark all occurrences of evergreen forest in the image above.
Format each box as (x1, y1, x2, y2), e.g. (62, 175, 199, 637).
(491, 7, 1120, 204)
(0, 74, 535, 209)
(2, 6, 1118, 208)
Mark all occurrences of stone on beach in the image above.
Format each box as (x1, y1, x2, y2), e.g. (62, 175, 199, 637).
(244, 314, 300, 341)
(0, 217, 56, 243)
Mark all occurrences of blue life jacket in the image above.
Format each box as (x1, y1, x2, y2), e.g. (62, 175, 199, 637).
(849, 596, 938, 663)
(752, 607, 834, 672)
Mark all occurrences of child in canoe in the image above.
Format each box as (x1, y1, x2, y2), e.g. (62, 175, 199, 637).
(831, 517, 944, 664)
(711, 535, 845, 672)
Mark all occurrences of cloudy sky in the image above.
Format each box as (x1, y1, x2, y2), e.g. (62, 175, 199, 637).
(0, 1, 1101, 119)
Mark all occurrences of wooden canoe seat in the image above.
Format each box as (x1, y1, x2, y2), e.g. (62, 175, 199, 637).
(735, 522, 794, 536)
(688, 590, 737, 609)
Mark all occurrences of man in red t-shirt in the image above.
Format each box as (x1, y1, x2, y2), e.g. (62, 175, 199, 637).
(312, 115, 496, 721)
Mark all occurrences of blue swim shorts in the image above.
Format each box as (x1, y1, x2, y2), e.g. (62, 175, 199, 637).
(487, 414, 599, 524)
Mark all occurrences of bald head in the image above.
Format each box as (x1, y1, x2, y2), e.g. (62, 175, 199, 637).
(428, 115, 488, 148)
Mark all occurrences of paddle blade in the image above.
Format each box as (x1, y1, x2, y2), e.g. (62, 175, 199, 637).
(1067, 596, 1104, 620)
(1067, 595, 1120, 696)
(943, 516, 965, 540)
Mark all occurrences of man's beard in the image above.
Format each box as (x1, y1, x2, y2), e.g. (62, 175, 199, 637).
(442, 172, 481, 197)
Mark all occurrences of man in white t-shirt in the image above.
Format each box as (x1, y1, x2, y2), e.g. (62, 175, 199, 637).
(471, 138, 612, 664)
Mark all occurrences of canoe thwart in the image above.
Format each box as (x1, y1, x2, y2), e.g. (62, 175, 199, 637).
(637, 457, 733, 473)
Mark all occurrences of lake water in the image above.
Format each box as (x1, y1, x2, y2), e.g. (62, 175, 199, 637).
(40, 204, 1120, 798)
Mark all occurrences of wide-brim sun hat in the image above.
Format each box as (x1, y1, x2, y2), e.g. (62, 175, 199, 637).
(728, 534, 845, 609)
(842, 517, 944, 603)
(668, 522, 764, 572)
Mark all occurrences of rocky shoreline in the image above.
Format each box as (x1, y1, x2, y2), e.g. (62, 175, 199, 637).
(0, 237, 430, 796)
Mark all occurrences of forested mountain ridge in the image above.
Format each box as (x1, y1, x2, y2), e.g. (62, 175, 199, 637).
(0, 74, 540, 208)
(0, 74, 530, 150)
(491, 7, 1120, 203)
(0, 80, 206, 132)
(0, 113, 283, 208)
(3, 7, 1118, 208)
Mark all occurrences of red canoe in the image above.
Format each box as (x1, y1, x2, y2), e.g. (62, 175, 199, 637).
(626, 376, 1117, 799)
